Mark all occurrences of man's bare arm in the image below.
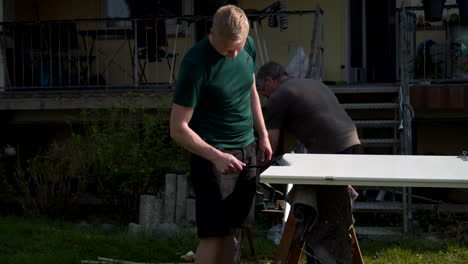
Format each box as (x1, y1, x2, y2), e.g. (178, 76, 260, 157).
(250, 74, 272, 162)
(170, 103, 245, 173)
(267, 128, 281, 155)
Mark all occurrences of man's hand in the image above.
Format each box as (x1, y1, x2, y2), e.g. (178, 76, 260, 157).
(257, 136, 273, 163)
(212, 152, 246, 174)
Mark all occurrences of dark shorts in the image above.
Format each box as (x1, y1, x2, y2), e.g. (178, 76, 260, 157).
(338, 144, 363, 154)
(190, 142, 256, 238)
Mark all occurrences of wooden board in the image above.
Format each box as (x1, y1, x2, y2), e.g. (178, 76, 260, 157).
(260, 153, 468, 188)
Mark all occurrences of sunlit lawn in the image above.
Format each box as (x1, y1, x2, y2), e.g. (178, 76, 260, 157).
(1, 217, 468, 264)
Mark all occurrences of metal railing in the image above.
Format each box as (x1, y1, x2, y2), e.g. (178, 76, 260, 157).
(0, 10, 320, 91)
(397, 4, 468, 83)
(0, 17, 191, 90)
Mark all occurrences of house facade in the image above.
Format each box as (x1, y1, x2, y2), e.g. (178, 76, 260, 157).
(1, 0, 467, 201)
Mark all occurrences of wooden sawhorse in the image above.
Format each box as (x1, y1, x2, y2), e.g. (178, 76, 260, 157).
(274, 211, 364, 264)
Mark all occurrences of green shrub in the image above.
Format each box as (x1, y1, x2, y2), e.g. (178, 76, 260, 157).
(83, 107, 188, 220)
(13, 135, 89, 217)
(0, 158, 19, 215)
(11, 104, 189, 220)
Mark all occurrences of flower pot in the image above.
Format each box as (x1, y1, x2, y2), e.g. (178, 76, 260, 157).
(422, 0, 446, 22)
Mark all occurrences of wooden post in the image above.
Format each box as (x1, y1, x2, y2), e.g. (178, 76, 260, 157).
(186, 198, 196, 224)
(274, 211, 303, 264)
(274, 211, 364, 264)
(163, 173, 177, 223)
(139, 195, 156, 227)
(350, 226, 364, 264)
(175, 174, 188, 224)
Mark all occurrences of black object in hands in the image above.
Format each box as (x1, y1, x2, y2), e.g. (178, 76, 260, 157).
(244, 155, 290, 170)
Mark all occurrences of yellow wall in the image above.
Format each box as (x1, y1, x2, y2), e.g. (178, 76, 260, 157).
(239, 0, 347, 82)
(87, 35, 191, 86)
(15, 0, 101, 21)
(318, 0, 347, 82)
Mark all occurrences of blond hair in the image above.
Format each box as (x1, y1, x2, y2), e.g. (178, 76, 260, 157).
(212, 5, 250, 43)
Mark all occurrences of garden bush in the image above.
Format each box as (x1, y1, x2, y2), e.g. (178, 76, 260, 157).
(9, 105, 188, 221)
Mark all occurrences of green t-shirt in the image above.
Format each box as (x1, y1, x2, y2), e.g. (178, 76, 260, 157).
(173, 36, 256, 148)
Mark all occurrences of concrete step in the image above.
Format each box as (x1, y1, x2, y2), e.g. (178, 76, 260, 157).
(353, 186, 403, 191)
(354, 120, 400, 127)
(342, 103, 399, 110)
(355, 226, 402, 238)
(360, 138, 400, 146)
(353, 202, 468, 214)
(330, 85, 399, 94)
(412, 203, 468, 214)
(353, 201, 403, 212)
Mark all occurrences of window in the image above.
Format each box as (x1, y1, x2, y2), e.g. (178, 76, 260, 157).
(103, 0, 131, 28)
(102, 0, 192, 36)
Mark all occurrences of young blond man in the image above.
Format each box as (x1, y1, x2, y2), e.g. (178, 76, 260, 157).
(170, 5, 272, 264)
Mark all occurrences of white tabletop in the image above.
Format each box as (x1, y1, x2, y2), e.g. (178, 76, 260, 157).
(260, 153, 468, 188)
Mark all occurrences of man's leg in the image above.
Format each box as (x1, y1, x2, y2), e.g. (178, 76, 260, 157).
(192, 143, 256, 264)
(221, 232, 236, 263)
(196, 234, 235, 264)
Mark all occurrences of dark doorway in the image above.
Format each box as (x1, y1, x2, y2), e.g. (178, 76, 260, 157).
(365, 0, 397, 83)
(349, 0, 397, 83)
(349, 0, 364, 81)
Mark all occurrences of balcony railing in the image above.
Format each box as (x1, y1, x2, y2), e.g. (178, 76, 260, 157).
(0, 17, 188, 90)
(0, 10, 320, 91)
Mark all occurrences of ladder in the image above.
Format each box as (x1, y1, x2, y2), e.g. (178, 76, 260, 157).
(306, 4, 324, 80)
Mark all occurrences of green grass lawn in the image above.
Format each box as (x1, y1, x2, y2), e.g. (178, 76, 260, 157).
(1, 217, 468, 264)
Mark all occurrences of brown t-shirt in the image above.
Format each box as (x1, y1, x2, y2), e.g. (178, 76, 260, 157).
(264, 78, 360, 153)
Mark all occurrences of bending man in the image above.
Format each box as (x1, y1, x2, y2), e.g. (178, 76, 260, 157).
(256, 61, 360, 264)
